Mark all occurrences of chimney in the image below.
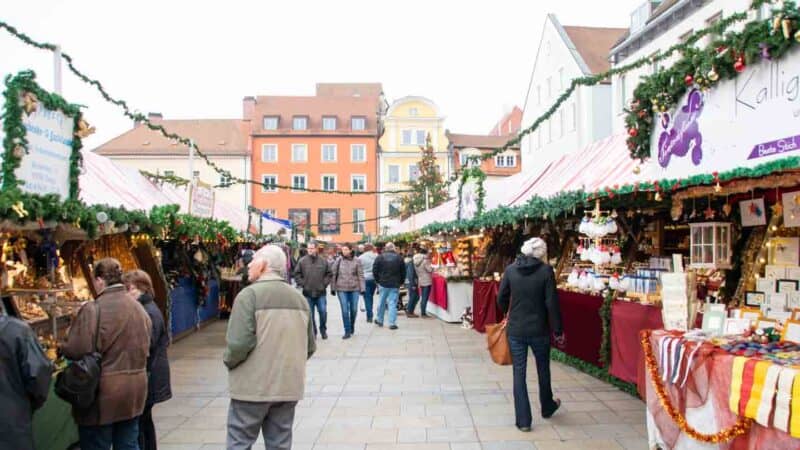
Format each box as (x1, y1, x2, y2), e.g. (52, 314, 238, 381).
(243, 96, 256, 121)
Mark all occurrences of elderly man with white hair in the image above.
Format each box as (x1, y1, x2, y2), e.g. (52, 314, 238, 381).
(497, 237, 564, 433)
(224, 245, 316, 450)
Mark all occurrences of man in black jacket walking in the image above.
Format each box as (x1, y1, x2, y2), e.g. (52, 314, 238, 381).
(0, 314, 53, 450)
(372, 242, 406, 330)
(293, 241, 333, 339)
(497, 237, 564, 432)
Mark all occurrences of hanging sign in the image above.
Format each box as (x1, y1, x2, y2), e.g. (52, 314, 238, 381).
(188, 181, 215, 218)
(459, 179, 479, 221)
(649, 47, 800, 179)
(17, 107, 74, 198)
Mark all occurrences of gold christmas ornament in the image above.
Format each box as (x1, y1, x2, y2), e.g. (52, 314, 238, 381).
(772, 202, 784, 216)
(13, 145, 25, 159)
(654, 191, 662, 202)
(783, 18, 793, 40)
(671, 204, 683, 221)
(633, 165, 641, 175)
(21, 92, 38, 115)
(708, 68, 719, 82)
(714, 182, 722, 193)
(795, 30, 800, 43)
(722, 203, 732, 217)
(774, 14, 784, 32)
(75, 119, 96, 138)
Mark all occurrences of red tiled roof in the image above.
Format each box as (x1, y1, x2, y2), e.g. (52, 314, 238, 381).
(94, 118, 250, 156)
(563, 25, 627, 74)
(251, 95, 381, 135)
(316, 83, 383, 98)
(447, 133, 520, 150)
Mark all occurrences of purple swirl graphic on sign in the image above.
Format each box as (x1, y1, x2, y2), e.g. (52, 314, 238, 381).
(657, 89, 704, 168)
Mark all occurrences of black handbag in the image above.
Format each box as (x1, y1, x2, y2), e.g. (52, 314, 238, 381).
(55, 304, 102, 410)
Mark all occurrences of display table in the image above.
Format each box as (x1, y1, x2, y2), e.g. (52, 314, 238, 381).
(609, 300, 663, 384)
(472, 279, 502, 333)
(554, 289, 603, 366)
(643, 330, 800, 449)
(427, 274, 473, 323)
(33, 376, 79, 450)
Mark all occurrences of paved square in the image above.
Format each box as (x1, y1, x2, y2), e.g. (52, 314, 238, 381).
(157, 295, 647, 449)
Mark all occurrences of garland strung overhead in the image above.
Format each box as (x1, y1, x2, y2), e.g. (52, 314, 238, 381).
(626, 0, 799, 161)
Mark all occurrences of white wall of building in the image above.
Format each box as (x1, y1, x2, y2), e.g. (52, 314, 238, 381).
(610, 0, 759, 134)
(110, 155, 250, 212)
(520, 15, 615, 176)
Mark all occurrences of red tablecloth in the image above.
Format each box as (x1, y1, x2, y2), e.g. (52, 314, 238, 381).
(555, 289, 603, 366)
(472, 279, 502, 333)
(430, 273, 448, 309)
(644, 330, 800, 449)
(609, 300, 663, 384)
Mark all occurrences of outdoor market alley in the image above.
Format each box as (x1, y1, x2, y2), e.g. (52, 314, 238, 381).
(155, 297, 648, 450)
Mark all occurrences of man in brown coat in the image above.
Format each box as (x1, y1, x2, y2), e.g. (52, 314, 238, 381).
(62, 258, 152, 450)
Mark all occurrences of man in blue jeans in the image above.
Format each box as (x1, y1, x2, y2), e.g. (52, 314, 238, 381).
(497, 237, 564, 432)
(293, 241, 333, 339)
(372, 242, 406, 330)
(358, 244, 378, 322)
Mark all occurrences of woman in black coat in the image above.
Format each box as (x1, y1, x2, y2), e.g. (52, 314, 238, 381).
(123, 269, 172, 450)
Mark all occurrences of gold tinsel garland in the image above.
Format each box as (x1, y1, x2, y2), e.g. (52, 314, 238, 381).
(641, 330, 753, 444)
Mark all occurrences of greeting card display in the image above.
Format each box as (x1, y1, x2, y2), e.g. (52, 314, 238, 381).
(783, 191, 800, 228)
(769, 238, 799, 266)
(739, 198, 767, 227)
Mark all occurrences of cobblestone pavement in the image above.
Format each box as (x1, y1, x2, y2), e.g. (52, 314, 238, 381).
(156, 295, 647, 449)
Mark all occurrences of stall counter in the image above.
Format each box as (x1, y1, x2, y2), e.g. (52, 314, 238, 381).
(554, 289, 604, 366)
(427, 274, 473, 323)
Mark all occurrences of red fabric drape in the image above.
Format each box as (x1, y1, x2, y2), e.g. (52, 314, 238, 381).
(429, 274, 448, 309)
(610, 301, 664, 383)
(555, 290, 604, 366)
(472, 279, 501, 333)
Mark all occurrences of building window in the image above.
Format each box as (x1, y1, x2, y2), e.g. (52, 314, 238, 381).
(570, 103, 577, 131)
(388, 201, 401, 217)
(402, 130, 412, 145)
(321, 144, 337, 162)
(318, 209, 340, 235)
(353, 209, 366, 234)
(495, 154, 516, 168)
(409, 107, 418, 116)
(558, 67, 564, 91)
(322, 175, 337, 192)
(679, 29, 694, 44)
(322, 116, 337, 131)
(559, 109, 565, 138)
(618, 75, 627, 113)
(460, 152, 479, 167)
(261, 144, 278, 162)
(351, 116, 366, 131)
(164, 170, 175, 177)
(416, 130, 427, 145)
(536, 128, 542, 149)
(291, 175, 307, 191)
(192, 170, 200, 179)
(292, 116, 308, 130)
(262, 175, 278, 193)
(408, 164, 420, 182)
(388, 165, 400, 183)
(350, 144, 366, 162)
(351, 175, 366, 192)
(291, 144, 308, 162)
(263, 209, 277, 218)
(546, 118, 552, 143)
(219, 173, 233, 187)
(263, 116, 279, 130)
(546, 77, 552, 98)
(706, 12, 723, 43)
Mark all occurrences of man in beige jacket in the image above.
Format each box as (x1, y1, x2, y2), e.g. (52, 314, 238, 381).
(224, 244, 316, 450)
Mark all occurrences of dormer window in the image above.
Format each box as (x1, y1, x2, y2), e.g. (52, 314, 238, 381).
(322, 116, 337, 131)
(292, 116, 308, 130)
(351, 116, 366, 131)
(263, 116, 279, 130)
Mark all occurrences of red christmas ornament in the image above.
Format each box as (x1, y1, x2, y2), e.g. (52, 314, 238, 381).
(628, 127, 639, 137)
(684, 74, 694, 86)
(734, 57, 746, 73)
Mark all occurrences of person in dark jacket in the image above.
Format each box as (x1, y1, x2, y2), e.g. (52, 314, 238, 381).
(293, 241, 332, 339)
(123, 269, 172, 450)
(236, 249, 255, 288)
(404, 253, 419, 317)
(497, 237, 564, 432)
(372, 242, 406, 330)
(0, 314, 53, 450)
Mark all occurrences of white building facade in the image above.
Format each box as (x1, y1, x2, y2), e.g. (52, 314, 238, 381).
(520, 15, 626, 175)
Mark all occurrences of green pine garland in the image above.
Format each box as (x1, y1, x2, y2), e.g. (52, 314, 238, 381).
(550, 349, 639, 398)
(599, 289, 616, 367)
(626, 1, 800, 160)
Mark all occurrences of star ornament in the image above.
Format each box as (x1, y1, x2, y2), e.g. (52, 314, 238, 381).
(21, 92, 38, 115)
(772, 202, 784, 217)
(704, 206, 716, 220)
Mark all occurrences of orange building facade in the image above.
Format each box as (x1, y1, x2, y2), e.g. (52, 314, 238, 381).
(246, 85, 383, 243)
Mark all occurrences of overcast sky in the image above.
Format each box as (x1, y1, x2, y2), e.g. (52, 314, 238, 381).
(1, 0, 641, 149)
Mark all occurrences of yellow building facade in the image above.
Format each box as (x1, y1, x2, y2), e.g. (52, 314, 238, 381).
(378, 96, 449, 234)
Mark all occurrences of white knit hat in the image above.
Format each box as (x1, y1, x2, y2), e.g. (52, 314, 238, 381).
(521, 237, 547, 259)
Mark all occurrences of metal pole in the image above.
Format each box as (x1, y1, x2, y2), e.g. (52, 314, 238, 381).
(54, 46, 62, 95)
(189, 139, 195, 184)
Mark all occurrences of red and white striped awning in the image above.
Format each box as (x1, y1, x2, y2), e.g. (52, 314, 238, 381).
(507, 133, 641, 205)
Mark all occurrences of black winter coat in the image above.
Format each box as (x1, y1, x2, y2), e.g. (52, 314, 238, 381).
(373, 250, 406, 288)
(138, 294, 172, 406)
(497, 256, 563, 338)
(0, 316, 53, 450)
